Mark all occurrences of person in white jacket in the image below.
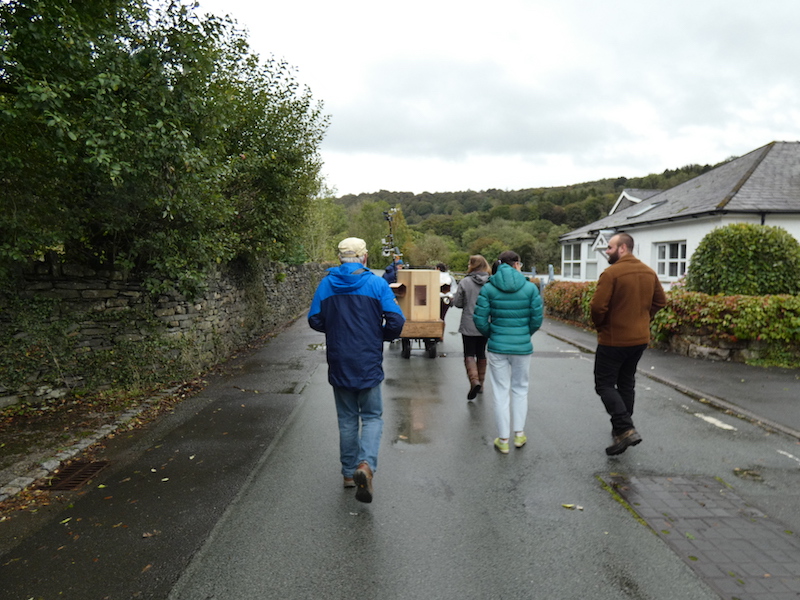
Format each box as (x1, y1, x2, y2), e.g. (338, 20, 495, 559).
(436, 262, 456, 321)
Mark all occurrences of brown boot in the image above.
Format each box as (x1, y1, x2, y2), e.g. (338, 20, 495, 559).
(465, 357, 480, 400)
(354, 462, 373, 503)
(476, 359, 487, 394)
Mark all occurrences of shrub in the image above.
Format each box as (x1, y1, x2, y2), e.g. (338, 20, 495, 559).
(685, 224, 800, 295)
(543, 281, 595, 325)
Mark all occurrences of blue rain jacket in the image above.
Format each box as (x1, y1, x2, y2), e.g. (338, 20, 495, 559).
(308, 263, 405, 390)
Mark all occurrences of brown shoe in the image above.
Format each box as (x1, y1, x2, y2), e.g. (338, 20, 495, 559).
(354, 462, 374, 503)
(605, 428, 642, 456)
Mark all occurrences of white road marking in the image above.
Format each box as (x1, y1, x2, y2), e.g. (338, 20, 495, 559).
(694, 413, 737, 430)
(777, 450, 800, 465)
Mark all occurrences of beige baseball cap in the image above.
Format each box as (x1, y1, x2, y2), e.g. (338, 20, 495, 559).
(338, 237, 368, 258)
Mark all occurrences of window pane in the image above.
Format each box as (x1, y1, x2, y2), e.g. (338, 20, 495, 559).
(658, 263, 665, 276)
(586, 262, 597, 279)
(574, 245, 582, 260)
(658, 245, 666, 260)
(680, 244, 687, 259)
(574, 265, 581, 278)
(669, 243, 679, 259)
(669, 263, 678, 277)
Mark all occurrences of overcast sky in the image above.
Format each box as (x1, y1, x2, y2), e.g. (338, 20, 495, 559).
(197, 0, 800, 196)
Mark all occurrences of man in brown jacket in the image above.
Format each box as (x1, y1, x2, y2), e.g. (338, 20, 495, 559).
(591, 233, 667, 456)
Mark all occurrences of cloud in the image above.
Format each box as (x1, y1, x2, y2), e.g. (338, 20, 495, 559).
(199, 0, 800, 194)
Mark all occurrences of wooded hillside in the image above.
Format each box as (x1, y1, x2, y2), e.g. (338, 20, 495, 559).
(334, 163, 721, 273)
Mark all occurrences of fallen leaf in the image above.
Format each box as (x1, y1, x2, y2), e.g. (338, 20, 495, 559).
(561, 504, 575, 510)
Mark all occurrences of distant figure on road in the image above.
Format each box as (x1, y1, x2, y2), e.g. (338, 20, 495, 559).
(590, 232, 666, 456)
(308, 237, 405, 502)
(453, 254, 491, 401)
(382, 256, 404, 284)
(473, 250, 543, 454)
(436, 262, 456, 321)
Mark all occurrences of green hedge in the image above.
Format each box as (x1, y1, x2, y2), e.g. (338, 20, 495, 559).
(543, 281, 800, 367)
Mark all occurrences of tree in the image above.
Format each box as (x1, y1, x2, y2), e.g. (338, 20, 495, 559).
(349, 202, 411, 268)
(0, 0, 327, 293)
(685, 224, 800, 295)
(404, 233, 452, 267)
(303, 187, 348, 263)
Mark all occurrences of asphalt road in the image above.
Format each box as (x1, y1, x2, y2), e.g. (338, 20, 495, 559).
(2, 310, 800, 599)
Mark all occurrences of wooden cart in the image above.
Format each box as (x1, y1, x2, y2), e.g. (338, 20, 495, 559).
(391, 268, 445, 359)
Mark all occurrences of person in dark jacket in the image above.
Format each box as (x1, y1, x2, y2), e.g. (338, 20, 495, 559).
(453, 255, 491, 400)
(590, 232, 666, 456)
(473, 250, 543, 454)
(308, 237, 405, 502)
(382, 256, 404, 283)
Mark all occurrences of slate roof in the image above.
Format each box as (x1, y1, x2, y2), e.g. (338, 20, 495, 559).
(560, 141, 800, 242)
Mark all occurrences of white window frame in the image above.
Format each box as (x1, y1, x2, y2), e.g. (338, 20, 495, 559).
(563, 243, 582, 278)
(655, 241, 687, 279)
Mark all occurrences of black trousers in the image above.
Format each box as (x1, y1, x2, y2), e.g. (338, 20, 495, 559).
(594, 344, 647, 434)
(462, 335, 487, 359)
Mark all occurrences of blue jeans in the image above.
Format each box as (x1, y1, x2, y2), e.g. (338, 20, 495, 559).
(333, 386, 384, 477)
(487, 352, 531, 439)
(594, 344, 647, 434)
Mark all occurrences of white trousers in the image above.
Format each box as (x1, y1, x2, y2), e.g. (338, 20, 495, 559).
(487, 351, 531, 439)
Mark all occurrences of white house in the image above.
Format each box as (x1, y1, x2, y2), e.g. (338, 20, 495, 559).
(558, 141, 800, 286)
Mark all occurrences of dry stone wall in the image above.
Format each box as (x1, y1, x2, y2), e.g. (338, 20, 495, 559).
(0, 260, 328, 407)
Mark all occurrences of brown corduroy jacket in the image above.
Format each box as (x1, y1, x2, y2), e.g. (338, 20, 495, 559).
(590, 254, 667, 347)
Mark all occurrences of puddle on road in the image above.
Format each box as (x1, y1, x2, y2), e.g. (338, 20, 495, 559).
(391, 395, 441, 445)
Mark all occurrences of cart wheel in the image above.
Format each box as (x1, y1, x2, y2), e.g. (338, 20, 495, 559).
(426, 340, 437, 359)
(401, 338, 411, 359)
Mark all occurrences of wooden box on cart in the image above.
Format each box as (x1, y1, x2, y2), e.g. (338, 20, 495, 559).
(393, 269, 440, 322)
(390, 268, 445, 358)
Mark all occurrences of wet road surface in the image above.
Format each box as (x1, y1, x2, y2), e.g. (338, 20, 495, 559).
(2, 312, 800, 599)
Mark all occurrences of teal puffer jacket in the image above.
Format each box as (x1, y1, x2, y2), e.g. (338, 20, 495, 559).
(473, 263, 543, 355)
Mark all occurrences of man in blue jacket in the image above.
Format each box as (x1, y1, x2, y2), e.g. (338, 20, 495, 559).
(308, 237, 405, 503)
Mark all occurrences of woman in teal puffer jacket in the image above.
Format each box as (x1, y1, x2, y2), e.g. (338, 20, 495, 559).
(473, 250, 544, 454)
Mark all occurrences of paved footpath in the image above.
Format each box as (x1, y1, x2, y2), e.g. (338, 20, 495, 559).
(543, 319, 800, 439)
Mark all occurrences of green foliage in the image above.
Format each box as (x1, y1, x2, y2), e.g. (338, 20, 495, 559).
(404, 232, 453, 266)
(685, 224, 800, 295)
(328, 160, 720, 277)
(335, 164, 713, 227)
(651, 289, 800, 345)
(346, 202, 412, 268)
(303, 187, 348, 263)
(0, 295, 195, 395)
(447, 251, 470, 273)
(543, 281, 800, 368)
(0, 0, 327, 295)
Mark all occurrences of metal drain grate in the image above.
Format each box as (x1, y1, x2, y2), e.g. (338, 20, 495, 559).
(41, 460, 110, 491)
